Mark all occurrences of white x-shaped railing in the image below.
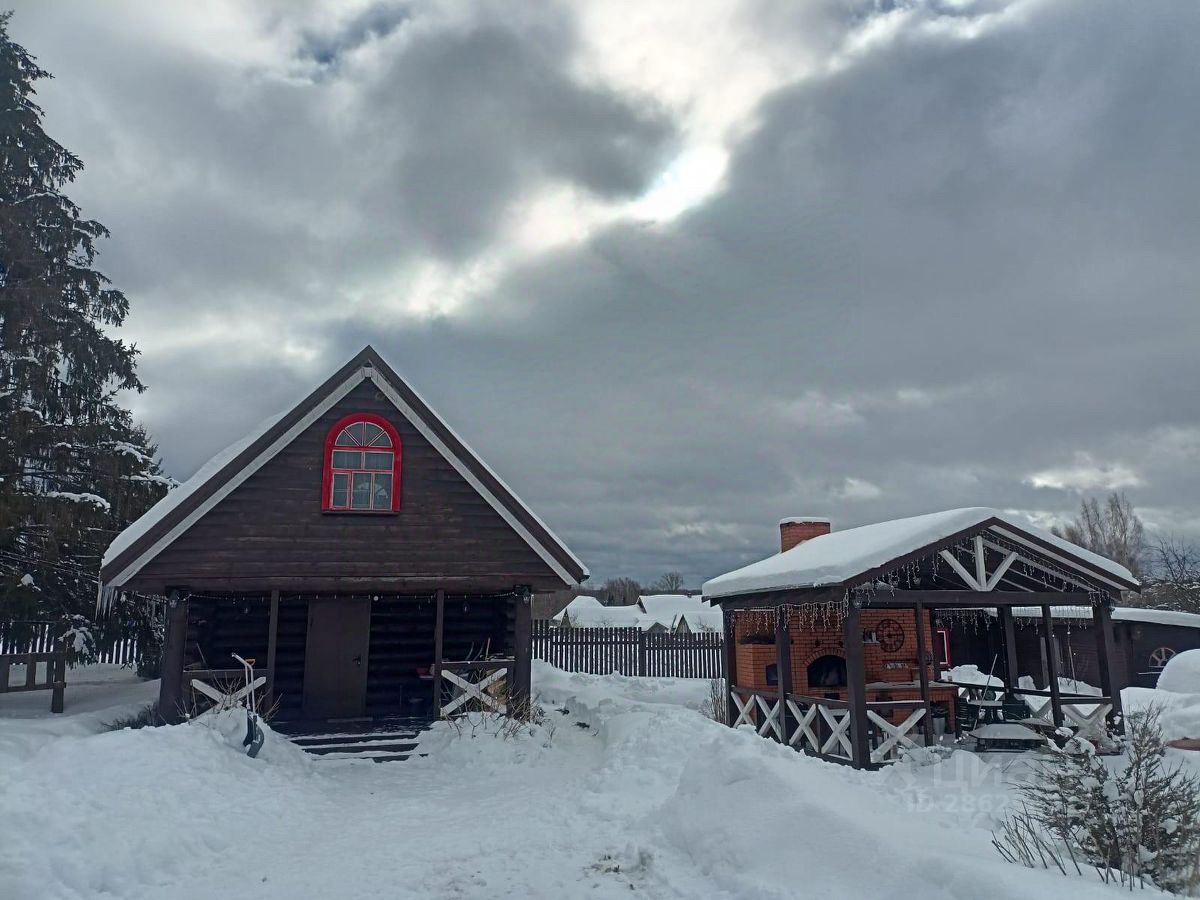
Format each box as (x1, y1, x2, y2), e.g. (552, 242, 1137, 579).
(868, 708, 926, 764)
(189, 675, 265, 714)
(1064, 702, 1112, 738)
(441, 667, 507, 716)
(729, 690, 783, 739)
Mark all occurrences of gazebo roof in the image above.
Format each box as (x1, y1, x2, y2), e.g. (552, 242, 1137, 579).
(702, 507, 1138, 600)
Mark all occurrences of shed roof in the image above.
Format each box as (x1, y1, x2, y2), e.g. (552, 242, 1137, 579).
(100, 346, 588, 600)
(702, 507, 1138, 600)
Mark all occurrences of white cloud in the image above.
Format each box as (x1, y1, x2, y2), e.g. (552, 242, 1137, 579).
(1026, 454, 1143, 492)
(833, 477, 884, 501)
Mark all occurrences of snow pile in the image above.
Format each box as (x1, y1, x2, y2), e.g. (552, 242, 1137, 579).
(0, 662, 1147, 899)
(1156, 648, 1200, 694)
(942, 664, 1005, 689)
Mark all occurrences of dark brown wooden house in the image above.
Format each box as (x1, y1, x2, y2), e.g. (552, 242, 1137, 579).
(704, 510, 1139, 769)
(99, 346, 587, 730)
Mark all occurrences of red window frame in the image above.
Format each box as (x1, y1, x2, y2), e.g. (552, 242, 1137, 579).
(322, 413, 402, 513)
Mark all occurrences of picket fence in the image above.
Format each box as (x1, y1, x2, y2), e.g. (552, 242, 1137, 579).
(0, 621, 141, 666)
(531, 620, 724, 679)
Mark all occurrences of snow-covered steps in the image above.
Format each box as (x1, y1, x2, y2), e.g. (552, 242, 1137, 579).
(276, 717, 432, 763)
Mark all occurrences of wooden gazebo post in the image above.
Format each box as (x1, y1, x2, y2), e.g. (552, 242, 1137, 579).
(1092, 598, 1124, 726)
(775, 607, 792, 744)
(1041, 604, 1064, 727)
(843, 600, 870, 768)
(722, 607, 738, 727)
(997, 605, 1020, 688)
(913, 599, 934, 747)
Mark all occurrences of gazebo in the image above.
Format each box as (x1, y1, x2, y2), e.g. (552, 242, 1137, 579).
(702, 509, 1139, 769)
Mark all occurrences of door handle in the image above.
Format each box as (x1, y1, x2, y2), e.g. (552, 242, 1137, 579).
(353, 655, 362, 667)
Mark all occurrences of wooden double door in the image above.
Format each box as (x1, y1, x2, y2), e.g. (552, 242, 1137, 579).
(302, 598, 371, 719)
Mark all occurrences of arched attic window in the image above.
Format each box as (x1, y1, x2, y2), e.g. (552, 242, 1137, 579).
(322, 414, 402, 512)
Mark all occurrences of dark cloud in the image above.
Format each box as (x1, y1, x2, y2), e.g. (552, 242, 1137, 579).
(8, 0, 1200, 585)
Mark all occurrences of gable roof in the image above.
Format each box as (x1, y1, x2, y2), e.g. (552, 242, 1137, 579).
(100, 346, 588, 598)
(702, 507, 1138, 600)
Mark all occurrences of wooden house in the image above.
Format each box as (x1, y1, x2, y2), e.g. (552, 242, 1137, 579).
(98, 346, 587, 729)
(704, 510, 1139, 769)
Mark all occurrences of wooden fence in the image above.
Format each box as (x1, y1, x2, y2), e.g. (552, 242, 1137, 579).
(0, 621, 141, 666)
(531, 621, 725, 679)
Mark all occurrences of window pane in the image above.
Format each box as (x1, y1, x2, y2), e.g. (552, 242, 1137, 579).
(351, 472, 372, 509)
(364, 451, 392, 470)
(372, 473, 392, 509)
(364, 423, 391, 447)
(345, 422, 366, 445)
(332, 450, 361, 469)
(332, 472, 349, 508)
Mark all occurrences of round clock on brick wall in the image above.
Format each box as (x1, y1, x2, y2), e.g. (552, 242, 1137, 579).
(877, 618, 905, 653)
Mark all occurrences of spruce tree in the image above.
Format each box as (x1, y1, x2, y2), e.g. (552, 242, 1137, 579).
(0, 12, 170, 664)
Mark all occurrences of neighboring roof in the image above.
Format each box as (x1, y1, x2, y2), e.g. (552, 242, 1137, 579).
(637, 594, 724, 631)
(552, 595, 724, 631)
(702, 507, 1138, 600)
(997, 606, 1200, 630)
(100, 346, 588, 596)
(553, 597, 646, 628)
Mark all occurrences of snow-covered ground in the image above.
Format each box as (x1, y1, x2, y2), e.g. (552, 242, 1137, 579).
(2, 662, 1197, 899)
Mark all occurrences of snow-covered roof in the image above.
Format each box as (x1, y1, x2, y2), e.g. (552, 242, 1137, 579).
(100, 346, 588, 600)
(552, 595, 724, 631)
(997, 606, 1200, 630)
(101, 412, 285, 570)
(637, 594, 723, 631)
(703, 507, 1138, 600)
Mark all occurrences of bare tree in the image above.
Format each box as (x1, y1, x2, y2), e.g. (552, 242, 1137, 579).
(602, 577, 641, 606)
(1052, 492, 1147, 577)
(649, 571, 685, 592)
(1141, 535, 1200, 613)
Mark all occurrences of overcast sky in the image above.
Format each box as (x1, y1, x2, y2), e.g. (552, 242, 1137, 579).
(11, 0, 1200, 585)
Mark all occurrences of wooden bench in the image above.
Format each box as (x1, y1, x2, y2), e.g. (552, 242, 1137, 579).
(0, 647, 69, 712)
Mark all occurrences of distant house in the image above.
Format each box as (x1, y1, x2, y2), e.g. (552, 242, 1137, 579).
(553, 596, 651, 629)
(551, 594, 722, 633)
(636, 594, 723, 633)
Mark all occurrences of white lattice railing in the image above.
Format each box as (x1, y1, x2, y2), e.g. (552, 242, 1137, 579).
(438, 658, 513, 717)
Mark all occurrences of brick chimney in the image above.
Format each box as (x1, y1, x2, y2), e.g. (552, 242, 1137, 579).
(779, 517, 831, 552)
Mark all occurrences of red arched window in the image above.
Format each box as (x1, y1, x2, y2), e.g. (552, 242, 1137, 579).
(322, 414, 402, 512)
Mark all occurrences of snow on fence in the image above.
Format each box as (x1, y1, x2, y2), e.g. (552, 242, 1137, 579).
(531, 620, 725, 679)
(0, 621, 141, 666)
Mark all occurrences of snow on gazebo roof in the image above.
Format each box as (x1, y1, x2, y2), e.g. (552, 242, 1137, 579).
(702, 507, 1138, 600)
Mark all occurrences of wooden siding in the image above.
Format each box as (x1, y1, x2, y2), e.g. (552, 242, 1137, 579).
(126, 381, 563, 593)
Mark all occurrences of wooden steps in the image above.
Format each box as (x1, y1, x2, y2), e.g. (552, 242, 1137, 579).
(277, 716, 432, 763)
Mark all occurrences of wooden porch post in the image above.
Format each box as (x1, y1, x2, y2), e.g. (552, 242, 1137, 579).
(914, 600, 934, 747)
(1041, 605, 1063, 727)
(1093, 599, 1124, 727)
(158, 588, 189, 724)
(511, 588, 533, 715)
(722, 607, 738, 727)
(998, 605, 1019, 688)
(843, 602, 871, 768)
(265, 589, 280, 709)
(432, 588, 445, 717)
(775, 608, 792, 745)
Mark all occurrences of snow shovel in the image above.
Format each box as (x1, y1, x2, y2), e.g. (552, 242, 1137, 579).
(233, 653, 266, 759)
